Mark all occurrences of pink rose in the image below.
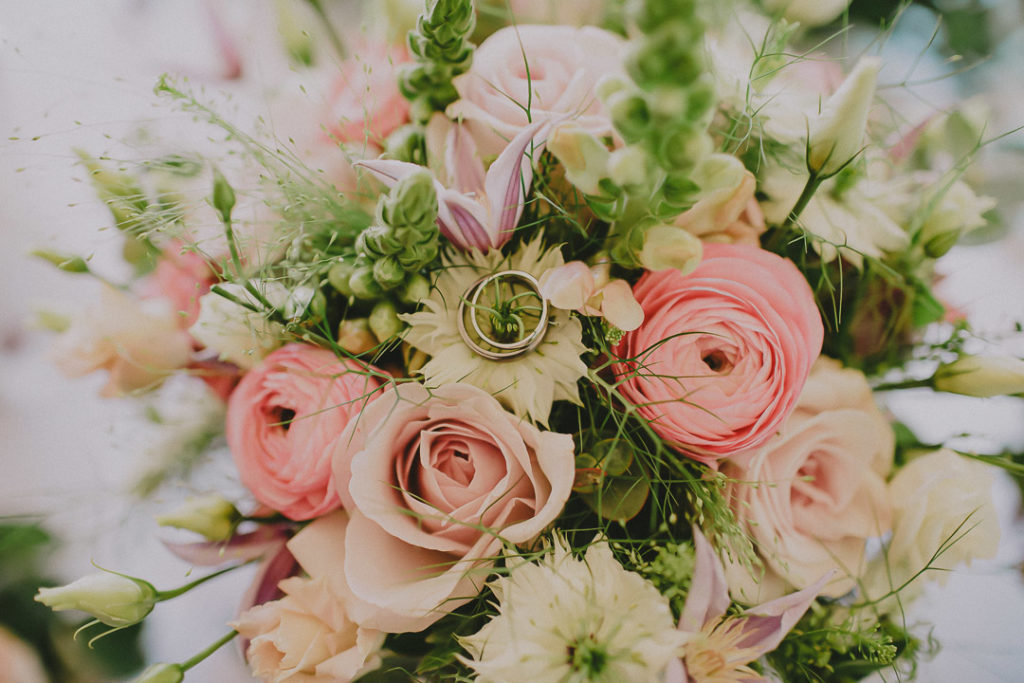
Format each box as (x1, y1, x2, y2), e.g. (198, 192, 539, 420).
(723, 358, 894, 602)
(448, 25, 624, 157)
(613, 243, 823, 464)
(227, 344, 383, 521)
(324, 42, 410, 146)
(232, 513, 385, 682)
(331, 382, 575, 632)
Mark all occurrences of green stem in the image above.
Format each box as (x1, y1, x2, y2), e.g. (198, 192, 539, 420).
(181, 630, 238, 672)
(305, 0, 346, 60)
(222, 217, 243, 279)
(872, 378, 934, 392)
(782, 170, 822, 231)
(155, 563, 247, 602)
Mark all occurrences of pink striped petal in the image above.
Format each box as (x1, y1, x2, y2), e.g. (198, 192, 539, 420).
(680, 526, 731, 633)
(735, 570, 834, 656)
(484, 121, 549, 245)
(162, 525, 289, 566)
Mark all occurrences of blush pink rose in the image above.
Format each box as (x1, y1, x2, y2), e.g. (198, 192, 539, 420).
(324, 43, 410, 147)
(722, 358, 894, 602)
(331, 382, 575, 632)
(448, 25, 624, 157)
(227, 344, 383, 521)
(613, 243, 823, 464)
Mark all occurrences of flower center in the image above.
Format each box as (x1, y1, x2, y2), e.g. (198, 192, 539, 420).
(567, 633, 608, 676)
(457, 270, 550, 360)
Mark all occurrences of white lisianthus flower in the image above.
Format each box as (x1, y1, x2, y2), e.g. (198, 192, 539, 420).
(401, 239, 588, 425)
(863, 449, 999, 610)
(761, 163, 909, 267)
(459, 538, 685, 683)
(189, 281, 312, 370)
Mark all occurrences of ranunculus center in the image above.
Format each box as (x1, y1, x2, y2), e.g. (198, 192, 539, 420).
(701, 349, 732, 373)
(269, 406, 297, 432)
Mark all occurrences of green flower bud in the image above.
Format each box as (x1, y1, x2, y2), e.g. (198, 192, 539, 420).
(349, 267, 384, 300)
(934, 356, 1024, 398)
(660, 171, 701, 209)
(607, 146, 653, 192)
(596, 74, 631, 102)
(357, 224, 401, 258)
(327, 260, 357, 296)
(155, 494, 241, 542)
(369, 300, 403, 342)
(384, 124, 427, 164)
(923, 228, 962, 259)
(132, 663, 184, 683)
(606, 90, 651, 143)
(399, 273, 432, 304)
(338, 318, 378, 355)
(373, 256, 406, 289)
(36, 572, 157, 627)
(808, 57, 881, 177)
(382, 170, 438, 230)
(210, 168, 236, 225)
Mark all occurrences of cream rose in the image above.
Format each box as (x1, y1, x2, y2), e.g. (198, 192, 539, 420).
(331, 382, 575, 632)
(232, 513, 384, 682)
(52, 285, 192, 397)
(448, 24, 624, 156)
(723, 358, 894, 602)
(863, 449, 999, 606)
(674, 154, 766, 246)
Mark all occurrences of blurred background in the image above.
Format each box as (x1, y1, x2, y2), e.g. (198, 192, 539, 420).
(2, 1, 1024, 681)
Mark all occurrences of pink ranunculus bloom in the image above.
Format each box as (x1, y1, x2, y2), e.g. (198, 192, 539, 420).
(331, 382, 575, 633)
(613, 243, 823, 464)
(227, 344, 383, 521)
(448, 25, 624, 157)
(323, 42, 410, 147)
(232, 513, 384, 683)
(722, 357, 894, 602)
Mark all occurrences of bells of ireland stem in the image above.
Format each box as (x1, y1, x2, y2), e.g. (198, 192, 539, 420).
(35, 572, 157, 627)
(132, 663, 184, 683)
(807, 56, 881, 178)
(934, 356, 1024, 398)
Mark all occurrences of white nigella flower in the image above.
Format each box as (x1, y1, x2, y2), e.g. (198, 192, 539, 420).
(459, 537, 686, 683)
(401, 238, 588, 426)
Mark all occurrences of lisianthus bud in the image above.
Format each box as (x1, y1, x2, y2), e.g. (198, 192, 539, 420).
(132, 663, 184, 683)
(210, 168, 236, 225)
(638, 224, 703, 273)
(31, 249, 90, 273)
(934, 356, 1024, 398)
(807, 57, 881, 177)
(607, 146, 652, 192)
(155, 494, 241, 542)
(547, 123, 610, 195)
(369, 300, 403, 341)
(35, 572, 157, 627)
(338, 318, 378, 355)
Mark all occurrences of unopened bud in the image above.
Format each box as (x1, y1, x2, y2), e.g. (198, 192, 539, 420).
(547, 123, 611, 195)
(606, 90, 651, 143)
(808, 57, 881, 177)
(211, 168, 236, 225)
(399, 273, 431, 304)
(35, 572, 157, 627)
(369, 300, 403, 342)
(373, 256, 406, 289)
(607, 146, 653, 192)
(132, 662, 184, 683)
(338, 318, 378, 355)
(348, 267, 383, 300)
(934, 356, 1024, 398)
(638, 224, 703, 274)
(155, 494, 240, 542)
(382, 170, 437, 229)
(384, 124, 427, 164)
(327, 260, 357, 296)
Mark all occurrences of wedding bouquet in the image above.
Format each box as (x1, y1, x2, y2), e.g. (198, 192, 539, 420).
(30, 0, 1021, 681)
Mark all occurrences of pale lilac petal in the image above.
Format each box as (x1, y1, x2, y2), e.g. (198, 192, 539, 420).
(680, 526, 731, 633)
(663, 656, 688, 683)
(162, 525, 289, 566)
(238, 543, 298, 613)
(538, 262, 594, 310)
(599, 279, 644, 331)
(735, 570, 834, 655)
(447, 123, 485, 196)
(484, 120, 548, 245)
(442, 191, 494, 250)
(354, 159, 424, 188)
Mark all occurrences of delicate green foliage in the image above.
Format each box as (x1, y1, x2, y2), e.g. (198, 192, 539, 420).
(637, 540, 696, 615)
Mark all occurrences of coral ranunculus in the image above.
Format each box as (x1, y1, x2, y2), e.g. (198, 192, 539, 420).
(613, 243, 823, 464)
(332, 382, 575, 633)
(227, 344, 383, 521)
